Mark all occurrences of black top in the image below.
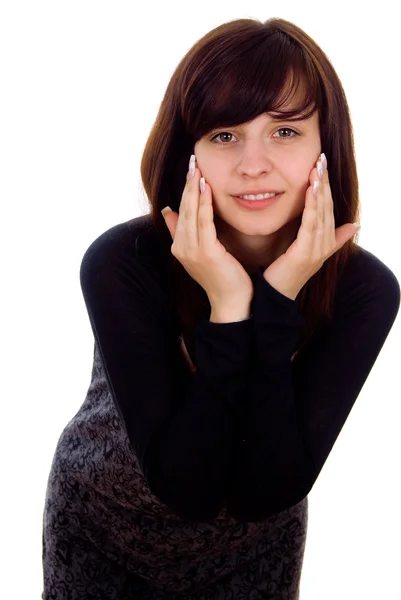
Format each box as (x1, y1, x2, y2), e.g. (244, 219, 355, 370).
(79, 214, 400, 523)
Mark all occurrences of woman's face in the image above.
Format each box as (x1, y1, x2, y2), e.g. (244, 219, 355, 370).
(193, 100, 322, 265)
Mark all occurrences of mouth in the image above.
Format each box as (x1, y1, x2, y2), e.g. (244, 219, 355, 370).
(233, 191, 283, 197)
(232, 192, 283, 210)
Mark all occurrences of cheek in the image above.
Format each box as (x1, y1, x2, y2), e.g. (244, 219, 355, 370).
(285, 179, 309, 214)
(210, 189, 228, 218)
(290, 166, 313, 196)
(291, 161, 312, 180)
(195, 159, 219, 186)
(205, 164, 224, 184)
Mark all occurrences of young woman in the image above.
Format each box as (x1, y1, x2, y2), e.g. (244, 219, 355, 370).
(41, 17, 400, 600)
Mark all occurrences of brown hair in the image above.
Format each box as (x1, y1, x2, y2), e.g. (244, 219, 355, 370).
(140, 17, 361, 363)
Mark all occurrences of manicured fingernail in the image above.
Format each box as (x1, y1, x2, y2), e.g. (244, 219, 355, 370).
(200, 177, 206, 193)
(189, 154, 196, 177)
(317, 159, 323, 179)
(353, 222, 360, 230)
(313, 180, 320, 197)
(161, 206, 172, 218)
(320, 153, 327, 172)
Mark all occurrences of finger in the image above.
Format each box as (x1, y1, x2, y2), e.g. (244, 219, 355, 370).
(175, 156, 200, 252)
(296, 187, 317, 257)
(309, 156, 326, 255)
(299, 158, 330, 259)
(313, 167, 325, 257)
(302, 169, 320, 231)
(163, 209, 179, 241)
(198, 179, 218, 255)
(334, 223, 360, 251)
(318, 162, 336, 256)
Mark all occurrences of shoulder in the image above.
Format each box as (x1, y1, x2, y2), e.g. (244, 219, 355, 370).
(79, 214, 178, 328)
(80, 213, 163, 264)
(336, 244, 400, 322)
(79, 214, 174, 312)
(80, 214, 169, 281)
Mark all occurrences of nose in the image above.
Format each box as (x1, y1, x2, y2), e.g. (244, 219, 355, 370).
(236, 141, 274, 177)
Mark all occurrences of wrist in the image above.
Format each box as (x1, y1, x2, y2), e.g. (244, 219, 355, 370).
(209, 298, 252, 324)
(210, 311, 252, 323)
(262, 275, 301, 301)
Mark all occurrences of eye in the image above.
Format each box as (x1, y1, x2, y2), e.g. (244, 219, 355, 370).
(210, 128, 299, 145)
(273, 127, 299, 139)
(210, 132, 238, 144)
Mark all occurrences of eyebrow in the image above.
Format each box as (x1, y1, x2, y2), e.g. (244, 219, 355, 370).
(267, 110, 311, 121)
(214, 114, 309, 130)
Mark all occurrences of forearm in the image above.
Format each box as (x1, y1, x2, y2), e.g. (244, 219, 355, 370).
(225, 369, 315, 522)
(224, 268, 313, 522)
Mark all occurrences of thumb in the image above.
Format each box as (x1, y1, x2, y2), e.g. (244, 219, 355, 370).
(161, 206, 178, 240)
(334, 222, 360, 250)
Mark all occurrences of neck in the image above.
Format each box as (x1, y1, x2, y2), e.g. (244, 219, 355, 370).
(215, 215, 301, 275)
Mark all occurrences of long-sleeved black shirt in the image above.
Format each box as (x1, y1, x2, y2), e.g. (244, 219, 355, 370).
(79, 214, 400, 523)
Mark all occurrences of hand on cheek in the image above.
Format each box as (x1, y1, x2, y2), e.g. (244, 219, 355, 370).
(262, 153, 360, 300)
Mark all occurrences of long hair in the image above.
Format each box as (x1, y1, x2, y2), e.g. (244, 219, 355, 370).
(140, 17, 361, 364)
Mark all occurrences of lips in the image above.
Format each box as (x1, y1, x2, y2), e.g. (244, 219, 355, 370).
(233, 190, 282, 196)
(233, 193, 283, 210)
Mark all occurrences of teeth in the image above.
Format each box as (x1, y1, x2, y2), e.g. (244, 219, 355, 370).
(239, 192, 279, 200)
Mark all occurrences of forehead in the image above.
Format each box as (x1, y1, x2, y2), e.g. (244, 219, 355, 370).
(240, 109, 318, 127)
(268, 80, 315, 118)
(244, 77, 317, 125)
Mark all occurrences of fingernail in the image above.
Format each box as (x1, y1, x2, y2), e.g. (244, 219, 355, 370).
(161, 206, 172, 218)
(317, 159, 323, 179)
(320, 153, 327, 172)
(353, 222, 360, 230)
(189, 154, 196, 177)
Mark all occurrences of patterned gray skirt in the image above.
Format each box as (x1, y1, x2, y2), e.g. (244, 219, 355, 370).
(42, 343, 308, 599)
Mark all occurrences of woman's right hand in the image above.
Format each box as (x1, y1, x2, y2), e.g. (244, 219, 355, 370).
(162, 155, 254, 309)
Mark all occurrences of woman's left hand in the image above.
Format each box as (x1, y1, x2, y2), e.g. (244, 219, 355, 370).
(263, 153, 359, 300)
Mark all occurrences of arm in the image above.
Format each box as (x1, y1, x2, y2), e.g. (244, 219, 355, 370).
(80, 222, 254, 522)
(225, 250, 400, 522)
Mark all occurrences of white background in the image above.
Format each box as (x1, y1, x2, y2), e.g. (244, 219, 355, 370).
(1, 2, 400, 599)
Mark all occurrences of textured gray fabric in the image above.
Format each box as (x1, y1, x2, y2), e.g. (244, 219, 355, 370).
(42, 342, 308, 599)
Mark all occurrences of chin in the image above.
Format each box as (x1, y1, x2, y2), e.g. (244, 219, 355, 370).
(229, 220, 286, 238)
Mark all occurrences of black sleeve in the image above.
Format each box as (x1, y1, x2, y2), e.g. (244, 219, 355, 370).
(79, 225, 254, 522)
(225, 251, 401, 522)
